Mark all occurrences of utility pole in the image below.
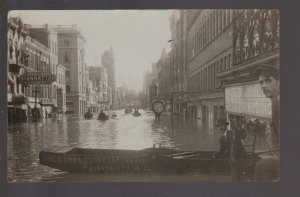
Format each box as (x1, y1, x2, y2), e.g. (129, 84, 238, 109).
(33, 86, 39, 121)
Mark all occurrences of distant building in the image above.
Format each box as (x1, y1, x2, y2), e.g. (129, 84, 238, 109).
(157, 49, 171, 103)
(30, 24, 64, 115)
(86, 79, 98, 113)
(56, 64, 67, 114)
(169, 10, 188, 115)
(88, 66, 110, 110)
(116, 87, 126, 109)
(102, 47, 116, 109)
(142, 70, 153, 107)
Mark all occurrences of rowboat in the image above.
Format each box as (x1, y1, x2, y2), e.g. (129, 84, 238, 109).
(97, 115, 109, 121)
(84, 113, 93, 119)
(39, 146, 260, 175)
(133, 112, 141, 117)
(124, 109, 132, 114)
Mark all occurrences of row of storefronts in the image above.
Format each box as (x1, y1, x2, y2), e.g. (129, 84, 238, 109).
(7, 17, 116, 122)
(7, 17, 66, 123)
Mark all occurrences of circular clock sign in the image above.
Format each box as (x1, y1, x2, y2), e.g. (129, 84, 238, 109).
(152, 100, 165, 115)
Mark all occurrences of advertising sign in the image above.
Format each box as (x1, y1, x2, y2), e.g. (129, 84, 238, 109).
(225, 84, 272, 118)
(20, 72, 56, 84)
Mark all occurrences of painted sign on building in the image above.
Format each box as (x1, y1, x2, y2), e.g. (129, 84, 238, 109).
(225, 84, 272, 118)
(20, 72, 56, 84)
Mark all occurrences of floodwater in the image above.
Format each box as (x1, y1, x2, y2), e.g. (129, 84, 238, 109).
(7, 109, 222, 182)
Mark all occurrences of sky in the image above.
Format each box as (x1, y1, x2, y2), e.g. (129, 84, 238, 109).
(9, 10, 172, 92)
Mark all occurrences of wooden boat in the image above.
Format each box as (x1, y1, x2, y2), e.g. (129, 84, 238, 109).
(133, 111, 141, 117)
(124, 109, 132, 114)
(84, 113, 93, 119)
(39, 146, 260, 175)
(97, 115, 109, 121)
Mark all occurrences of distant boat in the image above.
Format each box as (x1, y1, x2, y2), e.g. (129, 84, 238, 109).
(133, 111, 141, 117)
(84, 112, 93, 119)
(124, 108, 132, 114)
(39, 146, 260, 175)
(97, 114, 109, 121)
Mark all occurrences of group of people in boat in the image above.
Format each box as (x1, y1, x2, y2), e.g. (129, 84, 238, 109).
(97, 110, 109, 120)
(124, 108, 133, 114)
(84, 109, 110, 120)
(132, 108, 141, 116)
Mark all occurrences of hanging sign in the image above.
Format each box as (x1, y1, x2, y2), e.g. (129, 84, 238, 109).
(20, 72, 56, 84)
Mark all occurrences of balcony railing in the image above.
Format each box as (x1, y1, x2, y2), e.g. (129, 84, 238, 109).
(233, 9, 279, 65)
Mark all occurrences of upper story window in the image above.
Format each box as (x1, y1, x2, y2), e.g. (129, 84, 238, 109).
(64, 53, 71, 64)
(64, 39, 70, 46)
(55, 42, 57, 55)
(52, 41, 55, 54)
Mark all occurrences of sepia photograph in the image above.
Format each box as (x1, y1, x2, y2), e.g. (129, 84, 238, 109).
(7, 9, 280, 183)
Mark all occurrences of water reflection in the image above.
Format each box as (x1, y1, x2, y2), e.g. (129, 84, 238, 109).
(8, 109, 221, 182)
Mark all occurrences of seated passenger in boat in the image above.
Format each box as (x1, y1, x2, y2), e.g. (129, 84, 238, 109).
(98, 110, 107, 119)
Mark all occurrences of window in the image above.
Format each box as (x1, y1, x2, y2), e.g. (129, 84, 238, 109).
(220, 59, 223, 71)
(64, 53, 70, 63)
(228, 54, 231, 68)
(52, 41, 54, 54)
(66, 85, 70, 92)
(64, 39, 70, 46)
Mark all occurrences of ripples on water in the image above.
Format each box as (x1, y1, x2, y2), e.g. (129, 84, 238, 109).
(7, 109, 221, 182)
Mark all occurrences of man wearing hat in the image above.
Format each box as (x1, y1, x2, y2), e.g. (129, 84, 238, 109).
(254, 62, 280, 180)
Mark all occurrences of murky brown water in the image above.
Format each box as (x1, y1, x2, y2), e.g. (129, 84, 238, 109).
(7, 109, 222, 182)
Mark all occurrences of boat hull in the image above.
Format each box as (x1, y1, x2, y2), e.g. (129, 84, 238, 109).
(39, 147, 260, 175)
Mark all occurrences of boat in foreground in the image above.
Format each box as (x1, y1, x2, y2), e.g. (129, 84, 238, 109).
(39, 146, 260, 175)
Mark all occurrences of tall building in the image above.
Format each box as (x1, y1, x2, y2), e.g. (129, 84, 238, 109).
(157, 49, 171, 102)
(30, 24, 66, 115)
(89, 66, 109, 110)
(169, 10, 188, 114)
(7, 17, 58, 122)
(7, 17, 30, 122)
(142, 70, 153, 107)
(54, 25, 87, 114)
(186, 9, 233, 129)
(101, 47, 115, 109)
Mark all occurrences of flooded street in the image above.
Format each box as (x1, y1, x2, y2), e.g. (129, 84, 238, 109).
(8, 110, 222, 182)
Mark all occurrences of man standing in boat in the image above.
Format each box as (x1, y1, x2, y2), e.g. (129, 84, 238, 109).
(254, 62, 280, 180)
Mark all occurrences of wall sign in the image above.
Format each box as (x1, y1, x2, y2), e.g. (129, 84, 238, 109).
(20, 72, 56, 84)
(225, 84, 272, 118)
